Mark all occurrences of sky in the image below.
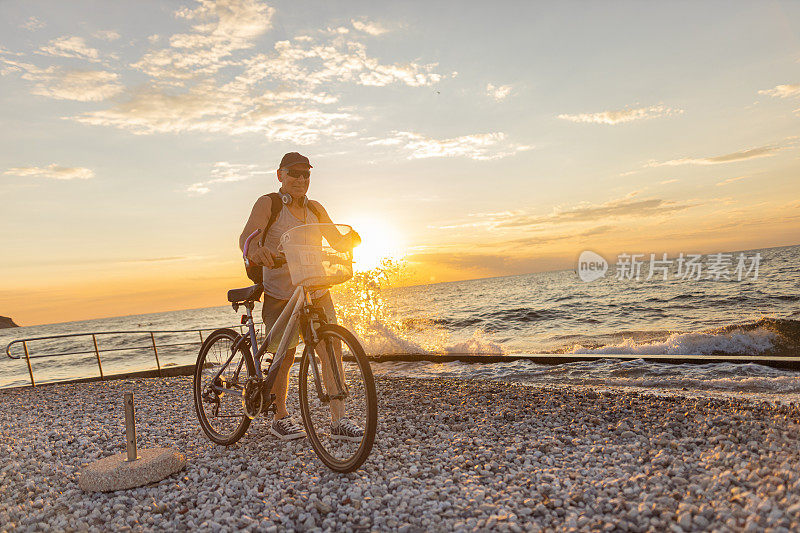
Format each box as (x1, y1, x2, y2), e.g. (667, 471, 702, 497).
(1, 0, 799, 326)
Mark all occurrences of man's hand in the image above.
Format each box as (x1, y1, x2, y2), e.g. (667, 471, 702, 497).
(348, 229, 362, 248)
(247, 244, 275, 268)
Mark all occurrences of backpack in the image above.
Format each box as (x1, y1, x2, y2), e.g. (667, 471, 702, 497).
(246, 193, 321, 284)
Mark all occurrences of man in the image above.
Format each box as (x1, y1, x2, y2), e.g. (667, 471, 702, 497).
(239, 152, 362, 441)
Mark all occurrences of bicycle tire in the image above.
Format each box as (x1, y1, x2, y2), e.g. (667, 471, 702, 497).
(298, 324, 377, 473)
(193, 328, 254, 446)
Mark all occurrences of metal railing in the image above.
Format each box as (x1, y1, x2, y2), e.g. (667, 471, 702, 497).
(4, 326, 257, 387)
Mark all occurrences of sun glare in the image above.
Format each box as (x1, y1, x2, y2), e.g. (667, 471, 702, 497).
(348, 216, 404, 271)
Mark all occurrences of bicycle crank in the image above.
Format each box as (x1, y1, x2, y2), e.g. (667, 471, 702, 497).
(242, 377, 264, 419)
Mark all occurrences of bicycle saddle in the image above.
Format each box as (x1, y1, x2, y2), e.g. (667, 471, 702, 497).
(227, 284, 263, 303)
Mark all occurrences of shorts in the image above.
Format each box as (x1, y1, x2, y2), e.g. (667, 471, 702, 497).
(261, 290, 337, 352)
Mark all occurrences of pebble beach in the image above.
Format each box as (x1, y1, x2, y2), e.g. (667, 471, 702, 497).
(2, 375, 800, 532)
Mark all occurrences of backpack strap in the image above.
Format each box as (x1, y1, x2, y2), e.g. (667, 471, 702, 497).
(307, 200, 321, 221)
(258, 192, 283, 247)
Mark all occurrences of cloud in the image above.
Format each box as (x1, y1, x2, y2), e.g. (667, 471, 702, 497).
(430, 210, 524, 230)
(0, 58, 123, 101)
(94, 30, 121, 41)
(75, 82, 244, 133)
(487, 83, 512, 101)
(246, 38, 443, 89)
(38, 36, 101, 62)
(368, 131, 532, 160)
(501, 225, 617, 247)
(351, 19, 389, 36)
(131, 0, 275, 80)
(716, 175, 749, 186)
(558, 104, 683, 125)
(647, 144, 782, 167)
(660, 179, 679, 184)
(22, 17, 45, 31)
(405, 251, 568, 277)
(4, 0, 446, 142)
(32, 70, 124, 101)
(4, 164, 94, 180)
(758, 83, 800, 98)
(258, 90, 338, 104)
(497, 193, 696, 228)
(187, 183, 211, 195)
(435, 194, 692, 231)
(187, 161, 270, 195)
(119, 256, 192, 263)
(0, 57, 50, 77)
(406, 251, 515, 272)
(76, 83, 358, 141)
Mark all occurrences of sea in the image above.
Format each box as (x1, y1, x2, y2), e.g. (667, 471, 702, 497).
(2, 244, 799, 402)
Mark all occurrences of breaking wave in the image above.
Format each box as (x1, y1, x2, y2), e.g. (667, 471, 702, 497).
(563, 318, 800, 357)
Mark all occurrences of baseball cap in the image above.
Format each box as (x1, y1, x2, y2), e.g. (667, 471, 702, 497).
(279, 152, 313, 169)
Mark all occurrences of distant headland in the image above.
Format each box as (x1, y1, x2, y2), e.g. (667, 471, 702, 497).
(0, 316, 19, 329)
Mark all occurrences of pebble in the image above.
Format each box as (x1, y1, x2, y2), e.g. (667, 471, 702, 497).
(1, 375, 800, 531)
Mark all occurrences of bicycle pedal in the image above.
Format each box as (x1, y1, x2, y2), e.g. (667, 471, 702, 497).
(262, 393, 277, 406)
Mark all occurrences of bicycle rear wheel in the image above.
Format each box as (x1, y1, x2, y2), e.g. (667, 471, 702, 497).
(194, 328, 254, 446)
(298, 324, 377, 473)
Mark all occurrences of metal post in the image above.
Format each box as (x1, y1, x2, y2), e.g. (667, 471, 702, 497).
(123, 392, 138, 462)
(22, 341, 35, 387)
(92, 334, 104, 379)
(199, 330, 204, 344)
(150, 332, 162, 377)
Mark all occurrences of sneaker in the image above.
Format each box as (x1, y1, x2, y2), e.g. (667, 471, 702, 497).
(330, 418, 364, 442)
(271, 416, 306, 441)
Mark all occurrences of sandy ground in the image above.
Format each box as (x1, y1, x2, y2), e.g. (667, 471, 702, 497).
(2, 375, 800, 532)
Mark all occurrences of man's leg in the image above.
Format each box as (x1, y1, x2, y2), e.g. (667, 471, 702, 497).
(262, 294, 305, 440)
(270, 346, 295, 420)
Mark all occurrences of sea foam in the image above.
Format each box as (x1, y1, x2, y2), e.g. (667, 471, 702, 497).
(568, 327, 778, 356)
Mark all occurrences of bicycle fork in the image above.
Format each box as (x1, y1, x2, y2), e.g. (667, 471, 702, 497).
(303, 304, 348, 403)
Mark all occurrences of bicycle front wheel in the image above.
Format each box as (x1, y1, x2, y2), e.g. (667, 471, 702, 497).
(194, 328, 254, 446)
(299, 324, 377, 473)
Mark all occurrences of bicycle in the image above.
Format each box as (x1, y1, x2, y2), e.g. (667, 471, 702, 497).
(193, 223, 377, 473)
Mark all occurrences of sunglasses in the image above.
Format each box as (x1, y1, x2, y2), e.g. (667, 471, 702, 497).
(282, 168, 311, 179)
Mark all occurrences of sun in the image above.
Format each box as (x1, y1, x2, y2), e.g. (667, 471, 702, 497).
(347, 216, 405, 271)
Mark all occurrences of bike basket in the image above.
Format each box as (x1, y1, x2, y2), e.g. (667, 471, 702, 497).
(279, 223, 355, 288)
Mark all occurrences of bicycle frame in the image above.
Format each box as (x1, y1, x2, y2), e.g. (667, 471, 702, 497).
(208, 283, 336, 405)
(251, 284, 311, 380)
(207, 228, 345, 404)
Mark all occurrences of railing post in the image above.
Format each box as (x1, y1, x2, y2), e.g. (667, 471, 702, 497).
(150, 332, 162, 377)
(123, 392, 139, 462)
(199, 330, 204, 344)
(22, 341, 35, 387)
(92, 334, 104, 379)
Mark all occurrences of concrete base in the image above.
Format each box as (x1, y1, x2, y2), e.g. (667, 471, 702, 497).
(78, 447, 186, 492)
